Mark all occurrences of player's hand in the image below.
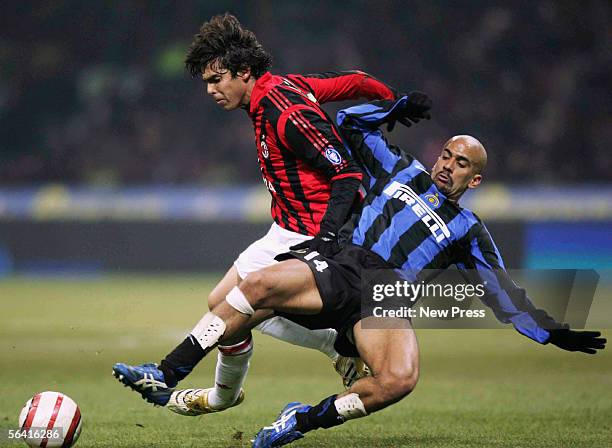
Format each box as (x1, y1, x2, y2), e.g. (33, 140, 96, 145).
(547, 329, 606, 354)
(290, 231, 341, 258)
(387, 91, 432, 131)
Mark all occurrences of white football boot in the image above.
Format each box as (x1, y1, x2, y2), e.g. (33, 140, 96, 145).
(167, 387, 245, 416)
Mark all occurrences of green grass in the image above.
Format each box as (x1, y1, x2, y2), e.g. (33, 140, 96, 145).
(1, 275, 611, 447)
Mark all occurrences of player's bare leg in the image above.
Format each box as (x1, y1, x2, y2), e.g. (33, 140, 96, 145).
(214, 259, 324, 331)
(209, 264, 336, 352)
(252, 317, 418, 447)
(174, 259, 322, 354)
(173, 259, 324, 350)
(340, 317, 419, 411)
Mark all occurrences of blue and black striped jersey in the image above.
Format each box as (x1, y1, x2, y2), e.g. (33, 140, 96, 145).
(336, 98, 564, 344)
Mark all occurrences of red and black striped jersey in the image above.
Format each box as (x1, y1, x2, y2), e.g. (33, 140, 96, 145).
(248, 71, 396, 235)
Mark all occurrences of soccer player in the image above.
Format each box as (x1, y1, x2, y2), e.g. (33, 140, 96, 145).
(120, 95, 606, 447)
(112, 14, 431, 415)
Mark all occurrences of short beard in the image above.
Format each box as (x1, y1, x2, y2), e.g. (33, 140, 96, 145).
(433, 179, 451, 194)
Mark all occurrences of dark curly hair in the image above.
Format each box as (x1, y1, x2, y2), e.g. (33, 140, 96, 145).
(185, 13, 272, 78)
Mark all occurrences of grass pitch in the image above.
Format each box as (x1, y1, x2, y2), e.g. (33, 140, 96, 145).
(1, 275, 611, 447)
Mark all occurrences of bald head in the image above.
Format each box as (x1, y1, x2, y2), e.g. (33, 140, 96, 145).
(443, 135, 487, 174)
(431, 134, 487, 202)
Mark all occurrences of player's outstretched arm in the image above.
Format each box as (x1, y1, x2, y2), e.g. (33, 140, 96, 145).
(468, 266, 606, 353)
(462, 221, 606, 354)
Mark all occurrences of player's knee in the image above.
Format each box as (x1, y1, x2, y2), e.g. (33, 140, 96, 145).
(238, 271, 274, 309)
(377, 365, 419, 404)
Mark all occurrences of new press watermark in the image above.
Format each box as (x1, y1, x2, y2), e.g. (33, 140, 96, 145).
(2, 427, 63, 444)
(361, 269, 604, 329)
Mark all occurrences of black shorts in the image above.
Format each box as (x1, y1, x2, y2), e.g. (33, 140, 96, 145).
(275, 243, 393, 352)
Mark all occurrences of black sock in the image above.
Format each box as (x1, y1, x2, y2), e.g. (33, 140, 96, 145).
(295, 395, 344, 433)
(159, 335, 206, 386)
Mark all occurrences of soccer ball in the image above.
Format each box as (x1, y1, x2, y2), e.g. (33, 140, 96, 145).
(18, 391, 82, 448)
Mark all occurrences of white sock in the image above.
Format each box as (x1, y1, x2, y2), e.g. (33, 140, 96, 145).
(255, 316, 338, 359)
(208, 336, 254, 408)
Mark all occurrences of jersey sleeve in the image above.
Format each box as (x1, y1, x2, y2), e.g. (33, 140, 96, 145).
(460, 223, 565, 344)
(336, 97, 419, 183)
(278, 105, 362, 181)
(286, 71, 397, 104)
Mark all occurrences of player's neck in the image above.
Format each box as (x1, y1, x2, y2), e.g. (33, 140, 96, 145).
(447, 193, 462, 205)
(447, 187, 469, 204)
(241, 79, 257, 109)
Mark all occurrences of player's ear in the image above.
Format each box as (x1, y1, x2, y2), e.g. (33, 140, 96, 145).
(237, 68, 251, 82)
(468, 174, 482, 189)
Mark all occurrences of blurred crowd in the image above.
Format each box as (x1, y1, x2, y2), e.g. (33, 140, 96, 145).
(1, 0, 610, 186)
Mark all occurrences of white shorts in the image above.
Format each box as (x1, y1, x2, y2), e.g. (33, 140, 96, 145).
(234, 222, 311, 279)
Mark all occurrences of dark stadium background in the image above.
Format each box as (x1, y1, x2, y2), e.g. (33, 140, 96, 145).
(0, 0, 610, 274)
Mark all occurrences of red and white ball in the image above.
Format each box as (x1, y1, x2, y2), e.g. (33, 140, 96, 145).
(18, 391, 82, 448)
